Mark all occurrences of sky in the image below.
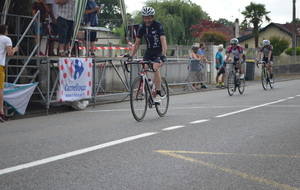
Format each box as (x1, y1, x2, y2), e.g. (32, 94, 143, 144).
(124, 0, 298, 26)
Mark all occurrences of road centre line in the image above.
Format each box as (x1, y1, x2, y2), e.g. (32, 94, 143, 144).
(189, 119, 209, 124)
(163, 125, 186, 131)
(0, 132, 157, 176)
(287, 97, 295, 99)
(215, 99, 287, 118)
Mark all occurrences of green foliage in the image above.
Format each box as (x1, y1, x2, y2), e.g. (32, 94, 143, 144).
(269, 36, 290, 56)
(132, 0, 210, 45)
(96, 0, 123, 29)
(200, 31, 228, 45)
(214, 18, 234, 27)
(285, 47, 300, 55)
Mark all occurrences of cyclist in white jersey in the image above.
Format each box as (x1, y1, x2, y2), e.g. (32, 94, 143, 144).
(225, 38, 245, 79)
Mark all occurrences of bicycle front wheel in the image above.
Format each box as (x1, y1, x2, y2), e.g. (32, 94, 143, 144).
(269, 73, 274, 89)
(261, 69, 268, 90)
(238, 78, 245, 94)
(130, 76, 148, 122)
(155, 77, 169, 117)
(227, 71, 235, 96)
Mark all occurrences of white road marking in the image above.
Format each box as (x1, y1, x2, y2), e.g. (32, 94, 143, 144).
(0, 132, 157, 175)
(163, 125, 186, 131)
(287, 97, 294, 99)
(215, 99, 287, 118)
(189, 119, 209, 124)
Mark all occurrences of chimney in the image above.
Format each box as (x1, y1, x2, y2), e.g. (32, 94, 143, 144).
(235, 18, 240, 38)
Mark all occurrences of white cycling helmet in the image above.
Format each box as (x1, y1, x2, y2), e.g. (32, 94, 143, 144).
(230, 38, 239, 45)
(262, 39, 270, 46)
(141, 7, 155, 16)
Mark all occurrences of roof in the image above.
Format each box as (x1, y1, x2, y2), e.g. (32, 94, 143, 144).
(238, 22, 300, 43)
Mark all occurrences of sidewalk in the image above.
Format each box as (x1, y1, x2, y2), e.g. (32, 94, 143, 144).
(7, 74, 300, 121)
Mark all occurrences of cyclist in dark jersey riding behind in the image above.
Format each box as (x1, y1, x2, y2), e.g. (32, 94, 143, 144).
(256, 39, 274, 82)
(128, 7, 167, 103)
(225, 38, 245, 79)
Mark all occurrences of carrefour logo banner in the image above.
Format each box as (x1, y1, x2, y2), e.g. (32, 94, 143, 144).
(57, 58, 93, 102)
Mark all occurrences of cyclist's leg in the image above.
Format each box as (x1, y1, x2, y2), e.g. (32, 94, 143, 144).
(268, 59, 273, 78)
(153, 61, 163, 91)
(151, 49, 164, 93)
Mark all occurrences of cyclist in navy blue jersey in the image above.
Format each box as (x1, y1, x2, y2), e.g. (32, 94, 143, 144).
(128, 7, 167, 103)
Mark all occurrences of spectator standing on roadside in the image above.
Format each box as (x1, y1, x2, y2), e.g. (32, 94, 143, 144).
(197, 43, 211, 89)
(0, 25, 19, 122)
(215, 44, 226, 88)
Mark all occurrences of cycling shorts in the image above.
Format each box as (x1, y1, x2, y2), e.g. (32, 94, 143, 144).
(143, 48, 163, 64)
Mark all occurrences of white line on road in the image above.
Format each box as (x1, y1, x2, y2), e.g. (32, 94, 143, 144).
(189, 119, 209, 124)
(0, 132, 158, 176)
(215, 99, 287, 118)
(163, 125, 186, 131)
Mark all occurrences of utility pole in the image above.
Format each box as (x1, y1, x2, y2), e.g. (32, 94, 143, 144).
(292, 0, 296, 56)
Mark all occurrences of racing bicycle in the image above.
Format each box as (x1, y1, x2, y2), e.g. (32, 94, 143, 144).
(226, 61, 245, 96)
(256, 61, 274, 90)
(125, 60, 169, 122)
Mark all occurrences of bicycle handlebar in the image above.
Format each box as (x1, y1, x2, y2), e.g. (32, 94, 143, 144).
(256, 61, 266, 68)
(124, 60, 155, 73)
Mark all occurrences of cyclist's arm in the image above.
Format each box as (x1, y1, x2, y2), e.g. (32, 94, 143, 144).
(256, 51, 262, 62)
(238, 53, 243, 63)
(160, 35, 167, 56)
(267, 50, 272, 63)
(129, 38, 141, 58)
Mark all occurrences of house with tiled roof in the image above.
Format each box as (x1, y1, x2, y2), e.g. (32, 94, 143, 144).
(237, 22, 300, 50)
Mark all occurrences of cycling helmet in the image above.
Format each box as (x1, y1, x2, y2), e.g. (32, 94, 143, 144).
(230, 38, 239, 45)
(262, 39, 270, 46)
(141, 7, 155, 16)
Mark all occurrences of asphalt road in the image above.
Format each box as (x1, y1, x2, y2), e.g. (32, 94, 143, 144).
(1, 79, 300, 190)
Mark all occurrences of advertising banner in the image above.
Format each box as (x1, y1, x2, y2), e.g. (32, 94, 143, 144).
(57, 58, 93, 102)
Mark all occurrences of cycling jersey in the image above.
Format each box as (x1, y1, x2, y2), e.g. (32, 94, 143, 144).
(260, 45, 273, 59)
(137, 20, 165, 49)
(226, 45, 244, 59)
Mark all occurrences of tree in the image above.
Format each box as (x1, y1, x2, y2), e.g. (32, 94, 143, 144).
(189, 19, 229, 44)
(132, 0, 210, 45)
(269, 36, 290, 56)
(96, 0, 124, 29)
(200, 31, 228, 46)
(241, 2, 271, 48)
(214, 18, 234, 27)
(189, 19, 222, 38)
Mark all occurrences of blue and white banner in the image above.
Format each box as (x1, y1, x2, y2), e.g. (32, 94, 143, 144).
(57, 58, 93, 102)
(4, 82, 38, 115)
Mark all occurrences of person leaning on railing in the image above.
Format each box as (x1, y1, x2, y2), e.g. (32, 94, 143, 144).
(0, 25, 19, 122)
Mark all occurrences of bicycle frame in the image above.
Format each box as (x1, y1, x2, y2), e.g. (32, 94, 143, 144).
(125, 60, 170, 121)
(256, 61, 274, 90)
(226, 61, 245, 96)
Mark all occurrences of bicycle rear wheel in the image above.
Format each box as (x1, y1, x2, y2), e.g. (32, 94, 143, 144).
(130, 76, 148, 122)
(261, 69, 268, 90)
(227, 71, 235, 96)
(155, 77, 169, 117)
(238, 78, 245, 94)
